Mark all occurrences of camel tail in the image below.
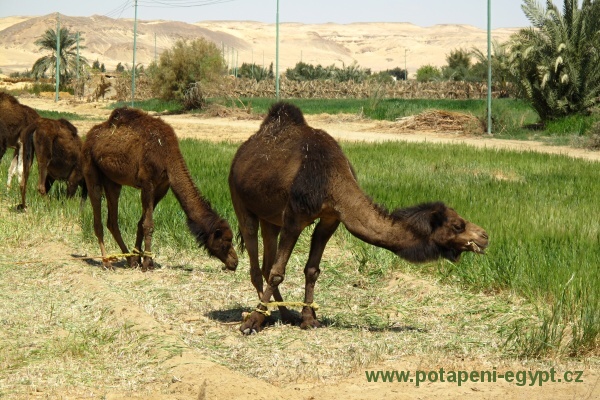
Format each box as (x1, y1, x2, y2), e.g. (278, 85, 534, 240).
(261, 101, 306, 129)
(20, 122, 37, 174)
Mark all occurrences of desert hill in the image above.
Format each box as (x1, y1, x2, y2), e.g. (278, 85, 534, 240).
(0, 14, 520, 76)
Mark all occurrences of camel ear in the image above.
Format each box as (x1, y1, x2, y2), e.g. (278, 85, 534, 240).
(429, 205, 447, 229)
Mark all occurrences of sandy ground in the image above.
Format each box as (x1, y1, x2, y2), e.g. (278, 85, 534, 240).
(7, 96, 600, 400)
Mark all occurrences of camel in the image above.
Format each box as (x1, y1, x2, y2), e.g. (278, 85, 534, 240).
(18, 117, 87, 210)
(229, 102, 489, 334)
(82, 107, 238, 271)
(0, 92, 39, 187)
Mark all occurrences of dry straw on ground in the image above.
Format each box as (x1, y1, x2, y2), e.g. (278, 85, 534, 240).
(396, 110, 484, 134)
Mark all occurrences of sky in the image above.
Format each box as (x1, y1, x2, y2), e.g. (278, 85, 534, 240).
(0, 0, 532, 30)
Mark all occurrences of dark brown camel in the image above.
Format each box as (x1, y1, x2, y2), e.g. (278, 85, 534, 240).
(229, 102, 489, 334)
(0, 92, 39, 187)
(18, 117, 87, 210)
(82, 107, 238, 271)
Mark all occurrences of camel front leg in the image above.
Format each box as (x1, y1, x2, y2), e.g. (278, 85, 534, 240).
(300, 218, 340, 329)
(260, 220, 297, 324)
(134, 182, 169, 271)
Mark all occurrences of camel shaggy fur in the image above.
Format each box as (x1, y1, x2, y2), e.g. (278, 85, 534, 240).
(229, 102, 489, 334)
(82, 107, 238, 271)
(18, 117, 87, 210)
(0, 92, 39, 187)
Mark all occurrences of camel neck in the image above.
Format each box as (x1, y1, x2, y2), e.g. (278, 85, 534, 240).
(337, 185, 420, 254)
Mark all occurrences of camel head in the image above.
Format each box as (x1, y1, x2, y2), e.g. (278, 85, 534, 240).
(429, 203, 488, 262)
(205, 219, 239, 271)
(394, 202, 489, 263)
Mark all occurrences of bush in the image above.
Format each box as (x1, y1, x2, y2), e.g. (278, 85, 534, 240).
(416, 65, 442, 82)
(150, 38, 226, 103)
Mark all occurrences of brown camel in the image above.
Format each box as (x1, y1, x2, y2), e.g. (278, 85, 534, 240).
(18, 117, 87, 210)
(229, 102, 489, 334)
(0, 92, 39, 187)
(82, 107, 238, 271)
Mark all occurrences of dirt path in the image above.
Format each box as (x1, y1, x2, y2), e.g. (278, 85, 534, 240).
(18, 97, 600, 162)
(5, 96, 599, 400)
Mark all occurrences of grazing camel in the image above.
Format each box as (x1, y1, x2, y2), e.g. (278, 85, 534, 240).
(82, 107, 238, 271)
(18, 117, 87, 210)
(229, 102, 489, 334)
(0, 92, 39, 187)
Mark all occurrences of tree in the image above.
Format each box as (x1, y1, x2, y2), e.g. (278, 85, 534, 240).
(150, 38, 226, 101)
(442, 48, 473, 81)
(472, 41, 513, 94)
(416, 64, 442, 82)
(238, 62, 270, 81)
(31, 27, 88, 87)
(508, 0, 600, 121)
(115, 62, 125, 73)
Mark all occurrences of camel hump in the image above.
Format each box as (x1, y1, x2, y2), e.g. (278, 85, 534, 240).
(107, 107, 148, 126)
(57, 118, 78, 136)
(262, 101, 306, 128)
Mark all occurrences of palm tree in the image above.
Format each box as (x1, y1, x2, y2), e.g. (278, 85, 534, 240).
(31, 27, 88, 88)
(472, 41, 513, 94)
(508, 0, 600, 122)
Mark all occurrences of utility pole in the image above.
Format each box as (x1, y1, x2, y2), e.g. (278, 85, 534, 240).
(275, 0, 280, 100)
(487, 0, 492, 134)
(404, 49, 408, 80)
(55, 13, 60, 102)
(132, 0, 138, 107)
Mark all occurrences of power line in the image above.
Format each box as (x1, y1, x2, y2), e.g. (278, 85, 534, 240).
(137, 0, 237, 8)
(103, 0, 133, 19)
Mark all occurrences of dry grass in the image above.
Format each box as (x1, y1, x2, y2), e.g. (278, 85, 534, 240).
(0, 195, 549, 397)
(395, 109, 484, 134)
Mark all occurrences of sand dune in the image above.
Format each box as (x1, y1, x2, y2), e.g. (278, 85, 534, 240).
(0, 14, 520, 76)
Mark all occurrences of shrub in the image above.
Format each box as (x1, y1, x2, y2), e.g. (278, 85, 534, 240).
(416, 65, 442, 82)
(150, 38, 226, 103)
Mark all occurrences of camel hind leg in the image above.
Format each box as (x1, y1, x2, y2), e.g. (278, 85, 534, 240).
(103, 179, 135, 268)
(7, 147, 21, 189)
(84, 164, 113, 269)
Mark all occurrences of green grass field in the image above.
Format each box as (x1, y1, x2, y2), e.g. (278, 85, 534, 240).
(3, 135, 598, 359)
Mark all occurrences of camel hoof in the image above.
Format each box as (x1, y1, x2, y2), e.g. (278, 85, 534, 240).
(102, 263, 115, 271)
(240, 311, 265, 335)
(300, 319, 322, 330)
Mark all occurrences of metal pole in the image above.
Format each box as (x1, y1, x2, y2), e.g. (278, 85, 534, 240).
(275, 0, 280, 100)
(132, 0, 138, 107)
(487, 0, 492, 134)
(55, 13, 60, 102)
(76, 32, 80, 99)
(154, 32, 157, 64)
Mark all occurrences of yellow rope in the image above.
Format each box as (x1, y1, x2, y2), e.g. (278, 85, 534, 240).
(252, 301, 320, 317)
(102, 249, 154, 263)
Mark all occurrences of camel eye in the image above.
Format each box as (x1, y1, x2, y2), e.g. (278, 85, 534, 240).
(452, 223, 465, 233)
